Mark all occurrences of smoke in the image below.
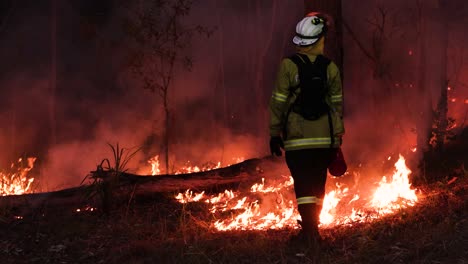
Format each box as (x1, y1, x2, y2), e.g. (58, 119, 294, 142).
(42, 117, 154, 190)
(0, 74, 52, 164)
(0, 0, 304, 190)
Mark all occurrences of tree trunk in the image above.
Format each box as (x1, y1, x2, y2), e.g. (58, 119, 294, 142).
(415, 0, 428, 155)
(434, 0, 449, 154)
(164, 95, 170, 174)
(0, 0, 14, 34)
(435, 80, 449, 153)
(49, 0, 57, 146)
(418, 0, 449, 155)
(215, 0, 227, 164)
(414, 0, 449, 183)
(254, 0, 278, 142)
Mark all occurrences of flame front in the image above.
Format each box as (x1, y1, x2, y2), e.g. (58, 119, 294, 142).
(1, 157, 36, 196)
(175, 175, 299, 231)
(175, 155, 419, 231)
(149, 156, 244, 176)
(148, 155, 161, 175)
(370, 155, 417, 210)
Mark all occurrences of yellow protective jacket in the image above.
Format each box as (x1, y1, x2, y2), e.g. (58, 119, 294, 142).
(269, 50, 344, 151)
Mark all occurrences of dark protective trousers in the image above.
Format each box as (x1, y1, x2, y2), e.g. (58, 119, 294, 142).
(285, 148, 337, 237)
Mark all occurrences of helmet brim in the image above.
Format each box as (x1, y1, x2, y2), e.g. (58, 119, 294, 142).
(292, 35, 318, 46)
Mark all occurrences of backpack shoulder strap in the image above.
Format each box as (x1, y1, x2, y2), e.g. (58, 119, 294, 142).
(314, 55, 334, 147)
(292, 54, 330, 77)
(287, 53, 305, 68)
(296, 53, 313, 65)
(287, 54, 305, 93)
(286, 54, 331, 92)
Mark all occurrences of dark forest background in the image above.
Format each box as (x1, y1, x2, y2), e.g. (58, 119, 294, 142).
(0, 0, 467, 190)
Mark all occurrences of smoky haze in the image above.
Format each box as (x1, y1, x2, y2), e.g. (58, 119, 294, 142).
(342, 0, 468, 161)
(0, 0, 303, 190)
(0, 0, 467, 191)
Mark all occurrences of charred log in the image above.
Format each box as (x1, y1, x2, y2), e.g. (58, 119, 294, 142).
(0, 156, 287, 218)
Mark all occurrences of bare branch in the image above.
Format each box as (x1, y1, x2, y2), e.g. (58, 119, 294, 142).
(377, 5, 387, 34)
(342, 19, 376, 64)
(366, 18, 379, 29)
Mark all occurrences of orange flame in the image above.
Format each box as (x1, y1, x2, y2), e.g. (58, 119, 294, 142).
(148, 155, 161, 175)
(149, 156, 244, 176)
(175, 175, 299, 231)
(1, 157, 36, 196)
(370, 155, 417, 210)
(175, 155, 419, 231)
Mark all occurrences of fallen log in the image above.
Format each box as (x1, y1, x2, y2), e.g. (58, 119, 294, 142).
(112, 156, 288, 192)
(0, 156, 289, 218)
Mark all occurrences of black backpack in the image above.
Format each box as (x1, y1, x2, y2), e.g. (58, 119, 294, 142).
(288, 53, 331, 120)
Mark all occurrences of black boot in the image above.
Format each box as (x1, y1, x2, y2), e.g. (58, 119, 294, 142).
(297, 203, 321, 240)
(292, 204, 322, 257)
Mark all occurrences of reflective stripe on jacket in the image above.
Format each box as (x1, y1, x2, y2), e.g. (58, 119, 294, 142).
(269, 51, 344, 151)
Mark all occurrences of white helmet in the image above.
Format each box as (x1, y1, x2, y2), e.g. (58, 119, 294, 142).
(292, 14, 327, 46)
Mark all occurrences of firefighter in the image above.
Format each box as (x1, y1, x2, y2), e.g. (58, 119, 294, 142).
(268, 12, 344, 245)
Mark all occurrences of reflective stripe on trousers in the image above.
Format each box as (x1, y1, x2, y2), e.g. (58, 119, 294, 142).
(297, 196, 323, 205)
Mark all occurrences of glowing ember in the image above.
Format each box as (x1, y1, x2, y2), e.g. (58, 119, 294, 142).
(175, 155, 419, 231)
(1, 157, 36, 196)
(75, 206, 97, 213)
(149, 156, 244, 175)
(173, 161, 222, 175)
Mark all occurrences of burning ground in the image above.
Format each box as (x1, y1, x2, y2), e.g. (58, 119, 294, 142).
(0, 151, 467, 264)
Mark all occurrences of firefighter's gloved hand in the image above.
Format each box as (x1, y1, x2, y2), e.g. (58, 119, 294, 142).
(270, 136, 284, 156)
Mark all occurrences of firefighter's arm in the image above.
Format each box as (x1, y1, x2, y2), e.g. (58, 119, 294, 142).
(269, 59, 292, 137)
(327, 62, 343, 118)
